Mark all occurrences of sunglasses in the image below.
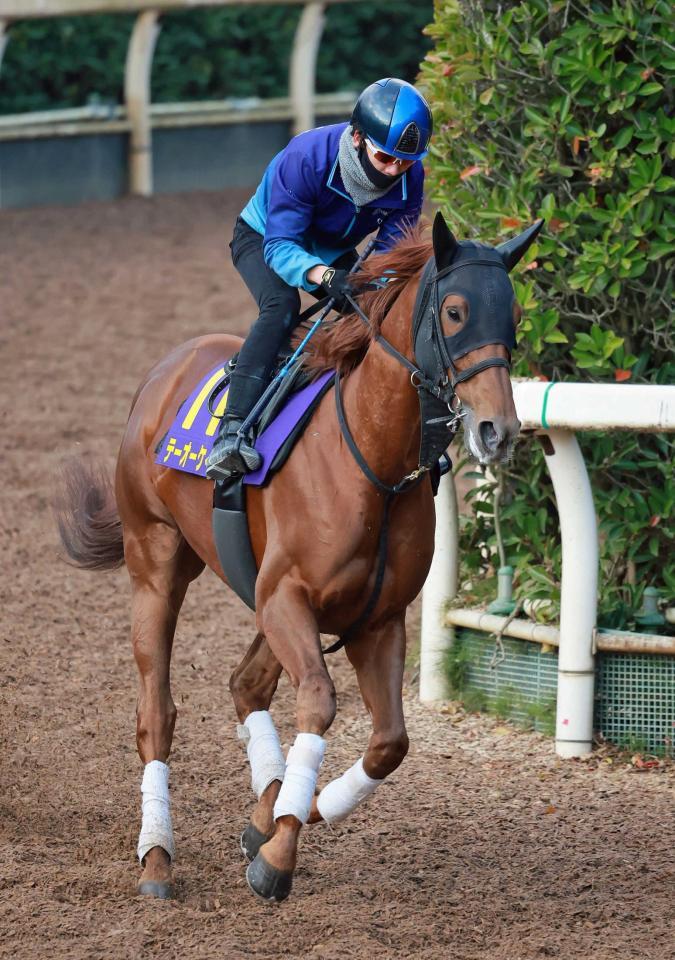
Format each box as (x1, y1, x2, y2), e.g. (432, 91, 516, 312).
(364, 138, 413, 167)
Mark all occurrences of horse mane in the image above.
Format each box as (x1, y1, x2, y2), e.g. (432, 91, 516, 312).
(295, 224, 432, 375)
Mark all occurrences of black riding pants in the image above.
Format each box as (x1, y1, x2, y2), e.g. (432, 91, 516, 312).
(227, 216, 356, 419)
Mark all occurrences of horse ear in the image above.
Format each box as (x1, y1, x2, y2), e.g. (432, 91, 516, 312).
(497, 219, 544, 272)
(432, 211, 459, 271)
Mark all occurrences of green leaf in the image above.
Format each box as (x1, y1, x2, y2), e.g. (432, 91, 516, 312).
(540, 193, 556, 217)
(646, 242, 675, 260)
(524, 106, 548, 126)
(554, 165, 576, 179)
(636, 140, 660, 155)
(559, 94, 571, 123)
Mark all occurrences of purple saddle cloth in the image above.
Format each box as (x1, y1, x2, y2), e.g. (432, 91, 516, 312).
(155, 363, 334, 486)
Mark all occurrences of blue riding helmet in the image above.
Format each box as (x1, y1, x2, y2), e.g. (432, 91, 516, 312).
(351, 78, 433, 161)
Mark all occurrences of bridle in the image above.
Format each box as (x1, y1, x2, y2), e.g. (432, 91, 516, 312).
(325, 252, 515, 654)
(412, 255, 512, 402)
(335, 252, 514, 492)
(325, 210, 544, 652)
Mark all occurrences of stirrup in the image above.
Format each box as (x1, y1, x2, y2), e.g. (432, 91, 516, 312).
(205, 421, 261, 480)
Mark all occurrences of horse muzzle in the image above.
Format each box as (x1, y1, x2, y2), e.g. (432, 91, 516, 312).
(466, 412, 521, 464)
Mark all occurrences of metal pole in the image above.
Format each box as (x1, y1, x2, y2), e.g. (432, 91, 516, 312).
(289, 1, 325, 136)
(543, 430, 598, 758)
(0, 19, 8, 75)
(125, 9, 160, 196)
(420, 470, 459, 701)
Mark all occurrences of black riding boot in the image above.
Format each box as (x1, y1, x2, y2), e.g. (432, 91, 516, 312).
(205, 373, 265, 480)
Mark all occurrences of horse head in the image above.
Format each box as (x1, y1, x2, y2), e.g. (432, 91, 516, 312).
(413, 212, 543, 465)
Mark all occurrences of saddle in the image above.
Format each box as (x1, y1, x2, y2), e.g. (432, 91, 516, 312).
(155, 352, 336, 609)
(156, 352, 444, 614)
(155, 352, 335, 483)
(211, 354, 337, 610)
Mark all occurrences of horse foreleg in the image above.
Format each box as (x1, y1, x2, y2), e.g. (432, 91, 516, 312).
(311, 615, 408, 826)
(126, 526, 204, 899)
(229, 634, 284, 860)
(246, 582, 336, 902)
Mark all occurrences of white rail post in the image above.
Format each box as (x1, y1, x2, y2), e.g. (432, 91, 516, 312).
(542, 429, 598, 757)
(0, 20, 8, 74)
(124, 9, 161, 196)
(290, 1, 326, 137)
(420, 470, 459, 701)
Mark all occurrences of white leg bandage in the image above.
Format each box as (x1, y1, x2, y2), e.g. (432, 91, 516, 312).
(316, 756, 383, 826)
(237, 710, 286, 799)
(137, 760, 175, 864)
(273, 733, 325, 824)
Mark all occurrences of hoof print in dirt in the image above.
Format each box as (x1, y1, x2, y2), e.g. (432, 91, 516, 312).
(246, 853, 293, 903)
(137, 880, 174, 900)
(240, 823, 271, 862)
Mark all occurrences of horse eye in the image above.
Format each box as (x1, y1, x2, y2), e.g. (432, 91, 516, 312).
(446, 307, 461, 323)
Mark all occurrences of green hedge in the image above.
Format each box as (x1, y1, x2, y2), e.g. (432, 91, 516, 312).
(421, 0, 674, 626)
(0, 2, 432, 114)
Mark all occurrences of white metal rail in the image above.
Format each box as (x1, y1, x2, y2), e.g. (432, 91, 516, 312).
(420, 381, 675, 758)
(0, 0, 360, 196)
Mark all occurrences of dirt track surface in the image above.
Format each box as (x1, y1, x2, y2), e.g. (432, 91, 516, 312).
(1, 193, 674, 960)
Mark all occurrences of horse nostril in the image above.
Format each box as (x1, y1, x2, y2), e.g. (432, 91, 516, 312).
(479, 420, 501, 451)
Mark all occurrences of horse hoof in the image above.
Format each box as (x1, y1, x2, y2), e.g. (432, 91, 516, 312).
(240, 823, 271, 862)
(246, 852, 293, 903)
(137, 879, 174, 900)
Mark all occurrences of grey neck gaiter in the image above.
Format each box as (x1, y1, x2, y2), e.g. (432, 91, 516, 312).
(337, 126, 400, 210)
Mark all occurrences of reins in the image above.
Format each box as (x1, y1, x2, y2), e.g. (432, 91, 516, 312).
(322, 267, 457, 656)
(335, 374, 430, 495)
(321, 373, 429, 656)
(324, 255, 512, 655)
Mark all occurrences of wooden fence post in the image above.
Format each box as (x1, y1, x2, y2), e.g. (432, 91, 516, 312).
(289, 1, 325, 137)
(124, 8, 160, 196)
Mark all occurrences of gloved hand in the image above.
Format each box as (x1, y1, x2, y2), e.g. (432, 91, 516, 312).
(320, 267, 354, 313)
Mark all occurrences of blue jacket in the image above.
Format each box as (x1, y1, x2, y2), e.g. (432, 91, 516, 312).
(240, 122, 424, 291)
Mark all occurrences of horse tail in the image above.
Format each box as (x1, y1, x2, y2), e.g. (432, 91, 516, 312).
(53, 458, 125, 571)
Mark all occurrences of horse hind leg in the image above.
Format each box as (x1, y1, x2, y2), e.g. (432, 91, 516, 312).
(229, 634, 284, 862)
(125, 519, 204, 899)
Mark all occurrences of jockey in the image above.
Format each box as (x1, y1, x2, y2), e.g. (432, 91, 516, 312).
(205, 77, 433, 480)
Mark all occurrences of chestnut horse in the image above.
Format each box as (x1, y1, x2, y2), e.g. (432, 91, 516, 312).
(56, 212, 541, 903)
